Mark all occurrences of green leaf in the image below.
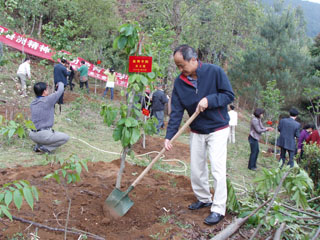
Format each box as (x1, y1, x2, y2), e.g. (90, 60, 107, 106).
(61, 169, 66, 178)
(4, 191, 13, 207)
(67, 174, 72, 184)
(125, 118, 132, 127)
(121, 127, 131, 147)
(130, 128, 140, 145)
(125, 24, 134, 36)
(140, 76, 148, 86)
(76, 162, 82, 175)
(147, 72, 156, 79)
(16, 126, 25, 138)
(13, 183, 22, 189)
(118, 118, 126, 126)
(8, 128, 15, 139)
(113, 125, 123, 141)
(0, 205, 12, 220)
(118, 36, 128, 50)
(31, 186, 39, 201)
(13, 190, 23, 210)
(22, 187, 34, 210)
(0, 193, 4, 202)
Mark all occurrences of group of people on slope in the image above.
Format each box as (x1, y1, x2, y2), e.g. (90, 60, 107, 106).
(248, 107, 319, 171)
(16, 58, 90, 99)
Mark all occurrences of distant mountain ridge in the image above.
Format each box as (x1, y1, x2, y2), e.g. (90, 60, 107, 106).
(260, 0, 320, 37)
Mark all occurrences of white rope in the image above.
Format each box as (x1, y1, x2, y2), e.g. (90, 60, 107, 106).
(71, 137, 120, 155)
(71, 136, 188, 174)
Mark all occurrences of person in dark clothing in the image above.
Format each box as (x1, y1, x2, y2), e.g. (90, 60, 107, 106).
(277, 108, 301, 168)
(66, 62, 75, 91)
(164, 45, 234, 226)
(53, 59, 70, 104)
(151, 84, 169, 134)
(248, 108, 274, 170)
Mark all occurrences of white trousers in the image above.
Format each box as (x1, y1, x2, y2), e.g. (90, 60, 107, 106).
(190, 127, 229, 216)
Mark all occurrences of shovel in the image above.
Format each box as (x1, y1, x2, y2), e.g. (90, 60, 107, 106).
(105, 110, 200, 217)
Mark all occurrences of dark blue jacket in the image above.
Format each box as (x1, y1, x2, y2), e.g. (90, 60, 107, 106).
(152, 90, 168, 111)
(165, 62, 234, 140)
(276, 117, 301, 151)
(53, 63, 70, 85)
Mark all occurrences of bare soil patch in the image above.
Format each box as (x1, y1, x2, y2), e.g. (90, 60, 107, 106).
(1, 158, 234, 240)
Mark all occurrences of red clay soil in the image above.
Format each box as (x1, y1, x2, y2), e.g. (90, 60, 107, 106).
(0, 138, 239, 240)
(1, 87, 247, 239)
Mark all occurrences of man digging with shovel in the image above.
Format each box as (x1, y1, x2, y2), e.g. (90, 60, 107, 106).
(164, 45, 234, 225)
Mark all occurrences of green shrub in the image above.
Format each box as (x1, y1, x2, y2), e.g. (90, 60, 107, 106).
(301, 142, 320, 191)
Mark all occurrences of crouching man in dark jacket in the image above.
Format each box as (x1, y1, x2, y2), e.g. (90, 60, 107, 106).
(164, 45, 234, 225)
(29, 82, 69, 153)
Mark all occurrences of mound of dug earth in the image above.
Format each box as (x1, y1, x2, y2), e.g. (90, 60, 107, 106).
(0, 158, 233, 240)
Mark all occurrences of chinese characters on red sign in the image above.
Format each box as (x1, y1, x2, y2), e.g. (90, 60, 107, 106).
(128, 56, 152, 73)
(0, 25, 129, 87)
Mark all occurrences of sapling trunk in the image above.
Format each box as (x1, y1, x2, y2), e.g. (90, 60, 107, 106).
(116, 146, 129, 188)
(115, 90, 135, 189)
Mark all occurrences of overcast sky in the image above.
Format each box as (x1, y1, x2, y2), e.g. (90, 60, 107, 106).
(303, 0, 320, 4)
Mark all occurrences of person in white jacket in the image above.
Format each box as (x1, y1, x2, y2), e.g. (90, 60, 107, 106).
(228, 105, 238, 143)
(17, 57, 31, 97)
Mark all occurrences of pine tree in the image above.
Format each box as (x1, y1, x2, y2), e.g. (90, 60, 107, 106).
(229, 1, 313, 109)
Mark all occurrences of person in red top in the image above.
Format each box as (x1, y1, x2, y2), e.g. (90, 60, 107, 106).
(306, 129, 320, 146)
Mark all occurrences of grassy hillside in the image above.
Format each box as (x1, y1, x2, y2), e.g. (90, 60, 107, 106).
(0, 51, 279, 185)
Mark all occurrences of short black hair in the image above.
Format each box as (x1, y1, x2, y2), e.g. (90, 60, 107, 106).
(81, 60, 85, 64)
(253, 108, 265, 118)
(109, 67, 115, 73)
(173, 44, 198, 61)
(230, 105, 235, 110)
(303, 123, 315, 130)
(61, 58, 67, 64)
(33, 82, 47, 97)
(24, 57, 30, 62)
(289, 108, 299, 117)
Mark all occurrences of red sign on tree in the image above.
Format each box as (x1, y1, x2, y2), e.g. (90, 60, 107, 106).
(128, 56, 152, 73)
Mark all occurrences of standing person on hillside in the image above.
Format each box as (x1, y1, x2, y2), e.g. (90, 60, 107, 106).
(277, 108, 301, 168)
(53, 58, 70, 104)
(17, 57, 31, 97)
(78, 60, 89, 93)
(103, 67, 116, 100)
(151, 83, 169, 134)
(248, 108, 274, 171)
(29, 82, 69, 153)
(164, 45, 234, 225)
(228, 104, 238, 143)
(297, 124, 314, 161)
(67, 62, 75, 91)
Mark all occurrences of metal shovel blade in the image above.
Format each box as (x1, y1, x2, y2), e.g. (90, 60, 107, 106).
(105, 186, 134, 217)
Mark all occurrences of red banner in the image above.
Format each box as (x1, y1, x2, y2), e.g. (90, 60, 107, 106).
(0, 25, 128, 87)
(128, 56, 152, 73)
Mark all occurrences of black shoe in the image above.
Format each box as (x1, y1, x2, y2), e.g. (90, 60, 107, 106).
(33, 145, 41, 152)
(248, 167, 257, 171)
(204, 212, 224, 225)
(39, 146, 51, 154)
(188, 201, 212, 210)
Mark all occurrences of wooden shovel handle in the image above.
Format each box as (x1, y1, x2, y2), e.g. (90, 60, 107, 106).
(131, 111, 200, 187)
